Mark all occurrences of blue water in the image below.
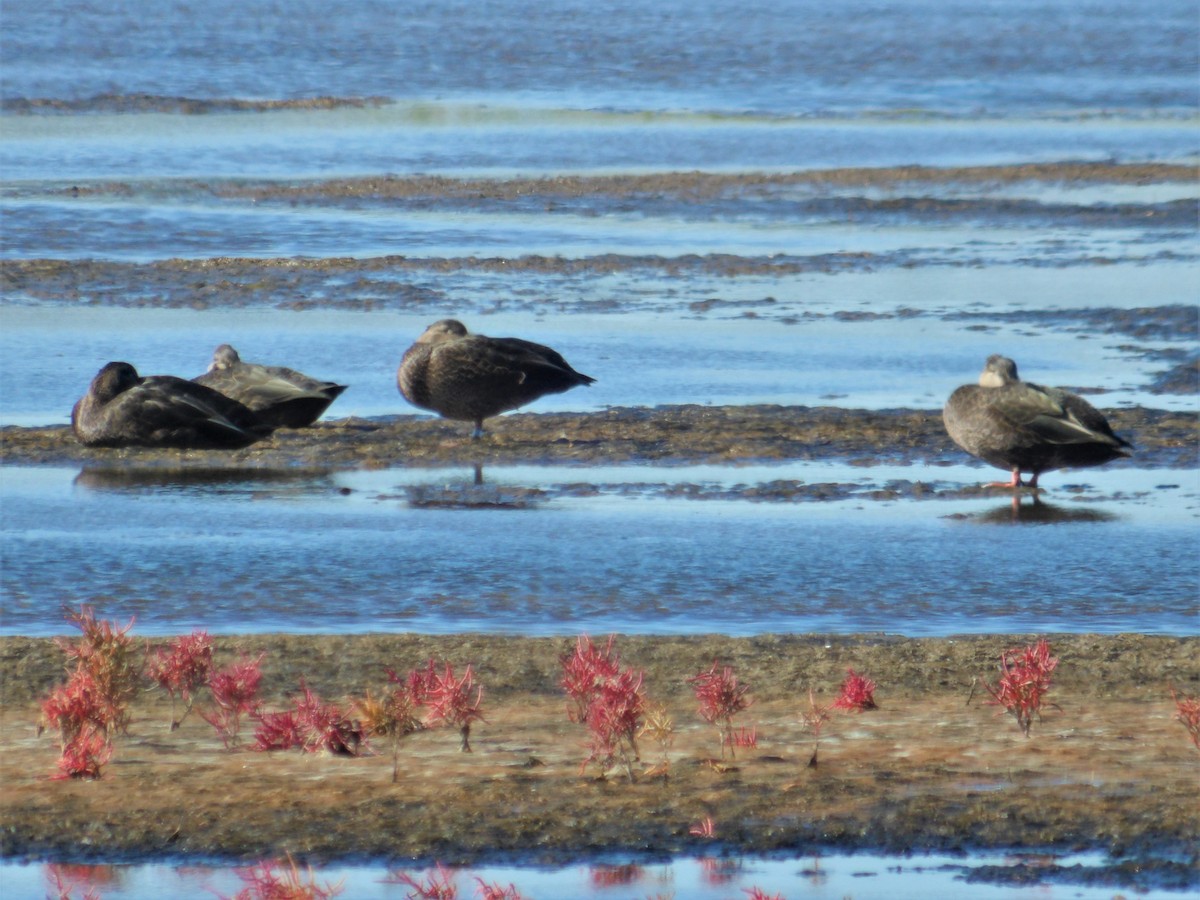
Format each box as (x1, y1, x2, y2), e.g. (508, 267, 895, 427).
(3, 464, 1197, 638)
(4, 851, 1188, 900)
(4, 0, 1195, 116)
(2, 0, 1197, 186)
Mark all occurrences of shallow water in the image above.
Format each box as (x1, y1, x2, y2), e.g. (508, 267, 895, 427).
(4, 108, 1198, 185)
(2, 264, 1196, 428)
(3, 851, 1192, 900)
(3, 463, 1196, 639)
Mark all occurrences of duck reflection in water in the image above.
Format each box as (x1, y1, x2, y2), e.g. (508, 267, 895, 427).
(73, 466, 332, 496)
(404, 462, 547, 509)
(969, 493, 1118, 525)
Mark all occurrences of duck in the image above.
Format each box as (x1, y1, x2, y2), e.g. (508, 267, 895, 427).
(72, 361, 274, 449)
(397, 319, 595, 437)
(193, 344, 348, 429)
(943, 354, 1133, 488)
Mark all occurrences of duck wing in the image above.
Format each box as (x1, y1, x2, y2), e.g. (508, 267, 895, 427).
(121, 377, 272, 448)
(474, 336, 595, 386)
(195, 364, 346, 428)
(259, 363, 348, 399)
(995, 382, 1127, 448)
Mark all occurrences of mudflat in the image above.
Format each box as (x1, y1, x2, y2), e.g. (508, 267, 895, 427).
(2, 632, 1197, 875)
(1, 404, 1194, 470)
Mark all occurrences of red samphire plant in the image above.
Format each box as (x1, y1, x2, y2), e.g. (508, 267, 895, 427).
(983, 638, 1059, 737)
(413, 659, 485, 753)
(145, 629, 214, 730)
(202, 653, 265, 749)
(561, 634, 621, 724)
(832, 667, 878, 712)
(561, 635, 647, 780)
(1169, 685, 1200, 751)
(40, 607, 139, 779)
(253, 680, 365, 757)
(688, 660, 752, 758)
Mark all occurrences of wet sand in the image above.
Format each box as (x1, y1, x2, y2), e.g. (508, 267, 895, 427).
(1, 632, 1197, 883)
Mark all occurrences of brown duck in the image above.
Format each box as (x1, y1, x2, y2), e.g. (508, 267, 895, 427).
(397, 319, 595, 437)
(72, 361, 274, 449)
(943, 354, 1132, 488)
(193, 344, 348, 429)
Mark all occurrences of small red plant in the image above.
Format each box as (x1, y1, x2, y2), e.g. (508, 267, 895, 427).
(225, 855, 343, 899)
(582, 667, 647, 780)
(800, 689, 833, 767)
(253, 681, 365, 756)
(561, 634, 620, 723)
(562, 635, 647, 780)
(202, 653, 265, 749)
(743, 889, 784, 900)
(473, 878, 524, 900)
(52, 727, 112, 781)
(983, 638, 1059, 737)
(1169, 685, 1200, 751)
(417, 660, 485, 752)
(688, 660, 752, 758)
(54, 606, 140, 736)
(41, 671, 112, 778)
(832, 667, 878, 712)
(41, 670, 109, 747)
(726, 725, 758, 751)
(386, 862, 457, 899)
(689, 816, 717, 838)
(39, 607, 141, 779)
(145, 630, 214, 729)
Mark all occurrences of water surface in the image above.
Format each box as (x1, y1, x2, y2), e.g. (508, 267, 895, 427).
(3, 464, 1195, 638)
(6, 850, 1192, 900)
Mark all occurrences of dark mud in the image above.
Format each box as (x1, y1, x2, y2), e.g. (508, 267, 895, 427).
(1, 633, 1197, 877)
(2, 405, 1194, 473)
(13, 161, 1196, 200)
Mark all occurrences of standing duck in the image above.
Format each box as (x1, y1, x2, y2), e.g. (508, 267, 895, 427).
(193, 344, 347, 429)
(943, 354, 1132, 488)
(72, 361, 273, 449)
(397, 319, 595, 437)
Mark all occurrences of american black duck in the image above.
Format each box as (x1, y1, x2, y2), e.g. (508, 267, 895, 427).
(72, 361, 273, 449)
(397, 319, 595, 437)
(943, 354, 1132, 488)
(193, 344, 348, 429)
